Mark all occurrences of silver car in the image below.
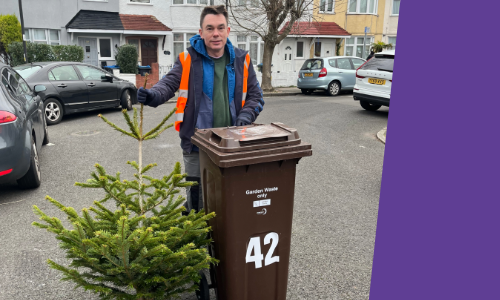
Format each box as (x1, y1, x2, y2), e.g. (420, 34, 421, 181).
(297, 56, 366, 96)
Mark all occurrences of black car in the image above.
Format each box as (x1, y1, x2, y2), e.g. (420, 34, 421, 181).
(0, 63, 48, 188)
(14, 62, 138, 125)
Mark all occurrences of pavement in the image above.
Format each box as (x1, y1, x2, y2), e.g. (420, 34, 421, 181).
(262, 87, 302, 97)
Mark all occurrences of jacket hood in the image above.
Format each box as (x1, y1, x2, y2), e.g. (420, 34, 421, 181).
(189, 34, 235, 64)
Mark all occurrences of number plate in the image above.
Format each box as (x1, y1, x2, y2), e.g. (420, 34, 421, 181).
(304, 73, 313, 77)
(368, 78, 386, 85)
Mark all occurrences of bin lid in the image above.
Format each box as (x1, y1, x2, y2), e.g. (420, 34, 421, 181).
(191, 122, 312, 168)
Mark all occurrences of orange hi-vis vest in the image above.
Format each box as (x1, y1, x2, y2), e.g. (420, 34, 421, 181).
(174, 51, 251, 132)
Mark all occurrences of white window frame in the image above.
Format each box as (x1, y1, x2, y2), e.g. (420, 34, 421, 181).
(83, 0, 108, 2)
(319, 0, 335, 14)
(235, 34, 264, 65)
(97, 37, 113, 60)
(388, 36, 397, 50)
(32, 29, 48, 44)
(296, 41, 304, 58)
(172, 33, 197, 59)
(391, 0, 400, 16)
(49, 29, 60, 45)
(347, 0, 378, 15)
(171, 0, 214, 5)
(344, 36, 373, 59)
(128, 0, 153, 4)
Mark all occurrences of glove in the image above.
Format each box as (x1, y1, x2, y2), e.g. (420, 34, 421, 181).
(137, 87, 159, 106)
(235, 112, 253, 126)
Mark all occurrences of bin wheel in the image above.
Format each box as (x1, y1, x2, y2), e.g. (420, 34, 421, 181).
(196, 271, 210, 300)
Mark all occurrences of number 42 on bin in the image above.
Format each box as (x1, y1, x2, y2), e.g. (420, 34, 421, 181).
(245, 232, 280, 269)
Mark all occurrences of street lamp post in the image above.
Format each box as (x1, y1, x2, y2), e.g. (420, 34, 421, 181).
(18, 0, 28, 63)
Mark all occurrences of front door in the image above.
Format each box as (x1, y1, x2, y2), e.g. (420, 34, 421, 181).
(141, 39, 157, 67)
(282, 42, 293, 72)
(321, 41, 334, 58)
(79, 38, 98, 66)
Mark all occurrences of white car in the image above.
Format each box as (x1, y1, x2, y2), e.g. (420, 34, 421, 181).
(353, 49, 395, 111)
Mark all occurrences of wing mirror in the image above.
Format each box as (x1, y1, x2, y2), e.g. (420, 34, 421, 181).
(101, 73, 113, 82)
(34, 85, 46, 94)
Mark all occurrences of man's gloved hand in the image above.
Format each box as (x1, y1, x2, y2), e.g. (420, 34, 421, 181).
(235, 112, 252, 126)
(137, 87, 158, 106)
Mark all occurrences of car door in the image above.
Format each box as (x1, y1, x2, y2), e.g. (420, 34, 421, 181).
(74, 65, 119, 107)
(15, 73, 43, 142)
(48, 65, 89, 109)
(336, 58, 356, 88)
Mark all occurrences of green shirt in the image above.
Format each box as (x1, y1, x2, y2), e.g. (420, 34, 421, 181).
(211, 52, 232, 128)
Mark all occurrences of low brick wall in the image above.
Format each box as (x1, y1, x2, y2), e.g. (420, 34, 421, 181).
(136, 63, 159, 89)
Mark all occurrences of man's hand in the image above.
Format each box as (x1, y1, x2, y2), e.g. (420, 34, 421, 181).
(235, 112, 252, 126)
(137, 87, 159, 105)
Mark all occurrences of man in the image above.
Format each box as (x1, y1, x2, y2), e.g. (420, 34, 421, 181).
(137, 5, 264, 213)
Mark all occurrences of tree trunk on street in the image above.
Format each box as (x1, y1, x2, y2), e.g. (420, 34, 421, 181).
(261, 42, 276, 92)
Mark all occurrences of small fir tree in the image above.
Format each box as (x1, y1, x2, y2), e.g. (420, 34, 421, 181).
(32, 75, 216, 300)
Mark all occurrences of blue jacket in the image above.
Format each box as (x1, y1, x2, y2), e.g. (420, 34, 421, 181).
(148, 35, 264, 153)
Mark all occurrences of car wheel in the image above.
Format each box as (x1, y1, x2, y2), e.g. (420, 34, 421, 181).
(42, 117, 49, 145)
(121, 90, 133, 111)
(44, 98, 63, 125)
(328, 81, 341, 96)
(302, 89, 313, 95)
(360, 100, 382, 111)
(17, 136, 41, 189)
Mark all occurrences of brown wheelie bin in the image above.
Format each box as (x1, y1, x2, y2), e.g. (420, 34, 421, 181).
(191, 122, 312, 300)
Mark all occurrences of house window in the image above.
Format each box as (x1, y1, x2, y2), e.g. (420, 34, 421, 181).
(392, 0, 400, 15)
(98, 38, 113, 60)
(49, 30, 60, 45)
(314, 41, 321, 57)
(130, 0, 151, 3)
(320, 0, 335, 13)
(388, 37, 397, 50)
(296, 41, 304, 58)
(237, 35, 246, 50)
(345, 36, 373, 59)
(33, 29, 47, 44)
(173, 33, 196, 60)
(25, 29, 61, 44)
(348, 0, 377, 14)
(172, 0, 214, 4)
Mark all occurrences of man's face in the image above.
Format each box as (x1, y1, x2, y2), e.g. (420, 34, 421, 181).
(199, 14, 230, 55)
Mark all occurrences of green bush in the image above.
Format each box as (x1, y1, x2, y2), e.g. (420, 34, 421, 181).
(53, 44, 84, 62)
(8, 42, 84, 66)
(0, 14, 22, 65)
(116, 44, 138, 74)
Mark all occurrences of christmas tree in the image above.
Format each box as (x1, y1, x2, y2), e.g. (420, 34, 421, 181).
(32, 75, 216, 300)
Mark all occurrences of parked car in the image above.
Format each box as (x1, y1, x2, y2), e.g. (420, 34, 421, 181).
(353, 49, 395, 111)
(297, 56, 366, 96)
(0, 63, 48, 189)
(14, 62, 138, 125)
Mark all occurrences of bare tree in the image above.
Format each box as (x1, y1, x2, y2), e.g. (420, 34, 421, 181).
(227, 0, 355, 91)
(228, 0, 317, 91)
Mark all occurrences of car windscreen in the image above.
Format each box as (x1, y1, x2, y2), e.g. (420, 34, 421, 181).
(301, 59, 323, 70)
(361, 55, 394, 72)
(13, 65, 42, 79)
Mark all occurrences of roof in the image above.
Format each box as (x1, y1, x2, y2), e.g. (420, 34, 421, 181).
(66, 10, 171, 32)
(120, 14, 171, 31)
(66, 10, 124, 30)
(279, 21, 350, 36)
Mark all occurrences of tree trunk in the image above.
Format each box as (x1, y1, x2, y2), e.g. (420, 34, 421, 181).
(261, 42, 276, 92)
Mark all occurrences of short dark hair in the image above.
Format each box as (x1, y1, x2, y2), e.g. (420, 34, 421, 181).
(200, 5, 228, 28)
